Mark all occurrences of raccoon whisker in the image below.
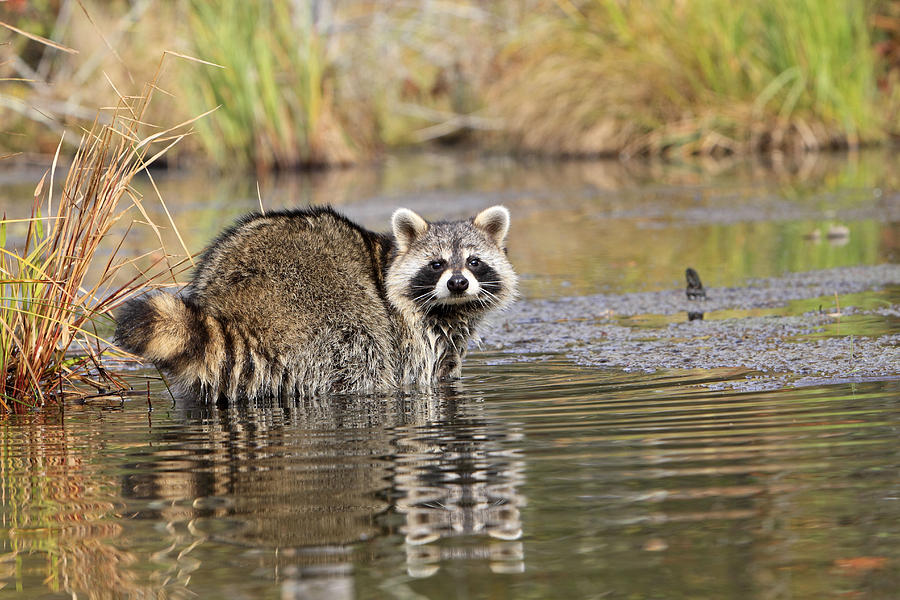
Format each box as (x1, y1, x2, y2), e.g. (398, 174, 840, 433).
(481, 298, 495, 309)
(478, 289, 501, 305)
(412, 289, 439, 305)
(412, 288, 438, 299)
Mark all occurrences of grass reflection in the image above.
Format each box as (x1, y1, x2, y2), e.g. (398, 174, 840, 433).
(0, 413, 191, 599)
(0, 151, 896, 299)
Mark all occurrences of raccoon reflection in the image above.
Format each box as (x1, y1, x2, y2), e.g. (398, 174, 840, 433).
(115, 206, 517, 400)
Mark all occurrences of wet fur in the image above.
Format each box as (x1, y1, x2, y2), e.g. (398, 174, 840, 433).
(115, 206, 517, 400)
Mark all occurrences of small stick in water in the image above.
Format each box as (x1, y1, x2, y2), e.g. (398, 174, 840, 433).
(685, 267, 706, 321)
(685, 267, 706, 300)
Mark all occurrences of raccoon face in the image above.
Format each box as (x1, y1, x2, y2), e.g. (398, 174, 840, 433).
(386, 206, 518, 315)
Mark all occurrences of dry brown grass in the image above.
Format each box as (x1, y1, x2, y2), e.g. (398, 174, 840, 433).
(1, 54, 202, 412)
(0, 1, 198, 157)
(485, 0, 892, 157)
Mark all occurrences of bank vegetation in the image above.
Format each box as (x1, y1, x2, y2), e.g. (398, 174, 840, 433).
(1, 54, 194, 411)
(3, 0, 900, 168)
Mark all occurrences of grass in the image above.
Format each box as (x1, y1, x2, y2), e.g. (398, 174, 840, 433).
(183, 0, 370, 171)
(2, 1, 503, 169)
(4, 1, 900, 166)
(0, 55, 198, 412)
(485, 0, 895, 157)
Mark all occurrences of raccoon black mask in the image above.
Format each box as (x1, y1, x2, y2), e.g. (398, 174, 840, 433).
(388, 206, 515, 313)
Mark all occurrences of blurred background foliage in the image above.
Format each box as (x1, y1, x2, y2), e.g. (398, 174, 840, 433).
(3, 0, 900, 171)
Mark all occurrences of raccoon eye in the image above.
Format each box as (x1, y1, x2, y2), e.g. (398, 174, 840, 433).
(429, 260, 445, 271)
(467, 257, 481, 268)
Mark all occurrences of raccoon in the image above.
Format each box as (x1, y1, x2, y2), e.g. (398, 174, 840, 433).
(115, 205, 517, 400)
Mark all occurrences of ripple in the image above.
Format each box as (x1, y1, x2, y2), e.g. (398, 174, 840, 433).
(0, 357, 898, 598)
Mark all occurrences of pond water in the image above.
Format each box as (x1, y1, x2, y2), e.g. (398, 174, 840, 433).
(2, 149, 898, 297)
(1, 360, 899, 599)
(0, 151, 898, 599)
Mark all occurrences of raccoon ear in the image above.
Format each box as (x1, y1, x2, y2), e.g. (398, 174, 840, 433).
(392, 208, 429, 253)
(473, 205, 511, 247)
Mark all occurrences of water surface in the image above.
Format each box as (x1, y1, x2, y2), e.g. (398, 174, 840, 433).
(0, 152, 898, 599)
(1, 150, 898, 297)
(1, 358, 898, 599)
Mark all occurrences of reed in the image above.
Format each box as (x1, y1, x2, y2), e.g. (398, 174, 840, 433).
(4, 1, 900, 167)
(487, 0, 891, 156)
(0, 58, 197, 412)
(184, 0, 369, 171)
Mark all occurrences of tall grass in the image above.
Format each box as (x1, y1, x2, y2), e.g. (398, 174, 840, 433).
(487, 0, 893, 156)
(0, 59, 196, 412)
(184, 0, 371, 171)
(4, 1, 900, 166)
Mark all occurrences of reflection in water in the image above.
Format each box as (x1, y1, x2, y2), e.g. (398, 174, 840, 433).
(393, 400, 525, 577)
(119, 388, 526, 598)
(0, 413, 191, 600)
(2, 151, 896, 300)
(0, 359, 899, 598)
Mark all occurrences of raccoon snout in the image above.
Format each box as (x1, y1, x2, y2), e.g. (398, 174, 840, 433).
(447, 273, 469, 293)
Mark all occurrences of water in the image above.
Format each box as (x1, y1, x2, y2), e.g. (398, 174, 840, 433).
(0, 359, 898, 599)
(0, 152, 898, 598)
(1, 150, 898, 298)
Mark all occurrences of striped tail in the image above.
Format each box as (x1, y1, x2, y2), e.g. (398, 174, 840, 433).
(114, 294, 224, 396)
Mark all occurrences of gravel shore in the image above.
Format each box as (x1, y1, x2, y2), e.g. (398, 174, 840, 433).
(482, 264, 900, 391)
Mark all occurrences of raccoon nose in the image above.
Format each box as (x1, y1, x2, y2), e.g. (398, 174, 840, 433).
(447, 274, 469, 292)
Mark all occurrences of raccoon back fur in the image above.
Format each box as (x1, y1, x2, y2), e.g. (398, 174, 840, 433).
(115, 205, 517, 400)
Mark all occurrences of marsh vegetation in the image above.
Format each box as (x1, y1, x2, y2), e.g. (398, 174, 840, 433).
(5, 1, 900, 171)
(1, 61, 196, 411)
